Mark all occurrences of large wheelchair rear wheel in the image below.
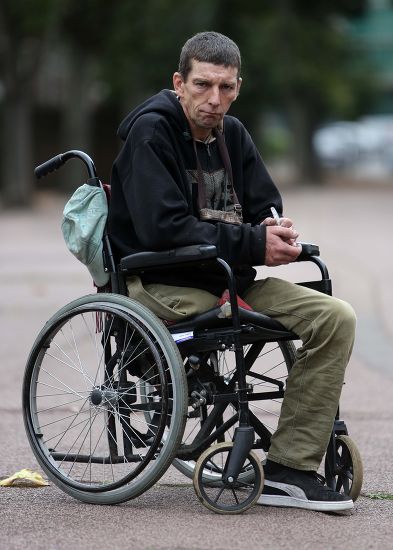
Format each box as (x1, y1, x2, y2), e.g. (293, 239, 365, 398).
(23, 294, 187, 504)
(174, 340, 296, 484)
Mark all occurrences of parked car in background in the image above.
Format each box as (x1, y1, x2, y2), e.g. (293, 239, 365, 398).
(313, 115, 393, 177)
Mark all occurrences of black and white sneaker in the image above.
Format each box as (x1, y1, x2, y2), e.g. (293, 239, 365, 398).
(258, 466, 353, 513)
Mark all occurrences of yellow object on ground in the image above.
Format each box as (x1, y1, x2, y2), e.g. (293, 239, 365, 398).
(0, 469, 49, 487)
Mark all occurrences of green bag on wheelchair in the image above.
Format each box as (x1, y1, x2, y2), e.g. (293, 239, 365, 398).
(61, 183, 110, 287)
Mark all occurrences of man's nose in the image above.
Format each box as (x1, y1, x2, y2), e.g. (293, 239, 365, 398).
(208, 86, 221, 106)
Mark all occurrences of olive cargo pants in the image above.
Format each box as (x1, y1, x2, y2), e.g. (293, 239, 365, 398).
(127, 275, 356, 471)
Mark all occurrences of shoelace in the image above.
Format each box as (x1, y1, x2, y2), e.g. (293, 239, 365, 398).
(310, 472, 326, 483)
(307, 471, 336, 491)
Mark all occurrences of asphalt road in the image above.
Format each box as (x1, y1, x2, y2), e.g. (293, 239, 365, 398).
(0, 185, 392, 550)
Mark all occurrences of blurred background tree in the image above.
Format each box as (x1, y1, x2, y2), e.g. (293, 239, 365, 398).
(0, 0, 387, 206)
(0, 0, 65, 205)
(212, 0, 372, 181)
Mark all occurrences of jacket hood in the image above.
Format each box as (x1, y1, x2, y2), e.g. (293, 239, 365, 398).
(117, 89, 190, 141)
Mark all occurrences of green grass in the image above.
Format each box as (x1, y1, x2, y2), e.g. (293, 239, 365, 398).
(365, 492, 393, 500)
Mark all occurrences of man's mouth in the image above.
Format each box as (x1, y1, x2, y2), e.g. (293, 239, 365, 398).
(200, 111, 221, 118)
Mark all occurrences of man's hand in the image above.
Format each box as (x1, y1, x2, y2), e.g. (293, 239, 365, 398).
(265, 225, 302, 266)
(262, 216, 294, 229)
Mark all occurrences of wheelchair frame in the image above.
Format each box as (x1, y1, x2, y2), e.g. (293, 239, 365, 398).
(24, 150, 362, 512)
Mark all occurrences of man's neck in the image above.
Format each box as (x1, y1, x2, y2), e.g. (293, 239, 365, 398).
(194, 132, 215, 144)
(188, 124, 214, 142)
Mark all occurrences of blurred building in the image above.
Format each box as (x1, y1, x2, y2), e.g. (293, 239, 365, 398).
(313, 0, 393, 179)
(348, 0, 393, 113)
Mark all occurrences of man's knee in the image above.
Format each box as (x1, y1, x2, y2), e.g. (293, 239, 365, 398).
(323, 297, 357, 342)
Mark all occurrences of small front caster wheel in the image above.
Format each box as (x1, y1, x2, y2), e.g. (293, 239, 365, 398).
(325, 435, 363, 501)
(193, 442, 264, 514)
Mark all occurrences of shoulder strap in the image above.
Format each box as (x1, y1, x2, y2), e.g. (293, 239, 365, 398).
(213, 128, 241, 209)
(192, 139, 207, 211)
(192, 129, 242, 214)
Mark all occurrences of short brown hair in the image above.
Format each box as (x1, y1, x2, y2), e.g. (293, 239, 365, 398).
(178, 31, 241, 81)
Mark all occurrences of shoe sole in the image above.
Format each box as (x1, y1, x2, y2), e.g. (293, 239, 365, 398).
(257, 494, 354, 513)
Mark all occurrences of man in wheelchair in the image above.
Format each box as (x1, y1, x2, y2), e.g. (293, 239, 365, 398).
(108, 31, 356, 513)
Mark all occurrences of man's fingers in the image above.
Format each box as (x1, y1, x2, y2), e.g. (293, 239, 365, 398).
(266, 245, 301, 266)
(265, 226, 302, 266)
(262, 216, 294, 228)
(269, 224, 299, 241)
(279, 217, 294, 228)
(261, 217, 276, 226)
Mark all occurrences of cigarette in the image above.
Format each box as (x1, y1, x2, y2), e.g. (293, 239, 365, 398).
(270, 207, 281, 225)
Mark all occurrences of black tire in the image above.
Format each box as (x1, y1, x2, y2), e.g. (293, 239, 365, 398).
(324, 434, 363, 501)
(174, 340, 296, 483)
(193, 442, 264, 514)
(23, 294, 187, 504)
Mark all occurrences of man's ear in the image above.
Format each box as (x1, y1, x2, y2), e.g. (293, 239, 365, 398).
(235, 77, 242, 100)
(173, 72, 184, 97)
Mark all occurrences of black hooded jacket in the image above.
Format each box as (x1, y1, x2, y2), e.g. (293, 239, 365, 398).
(108, 89, 283, 296)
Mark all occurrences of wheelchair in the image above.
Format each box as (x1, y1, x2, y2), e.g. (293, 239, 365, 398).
(23, 150, 363, 513)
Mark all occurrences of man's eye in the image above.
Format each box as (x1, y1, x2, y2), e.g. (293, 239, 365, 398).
(196, 82, 208, 88)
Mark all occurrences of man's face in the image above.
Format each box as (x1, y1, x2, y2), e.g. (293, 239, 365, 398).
(173, 60, 242, 140)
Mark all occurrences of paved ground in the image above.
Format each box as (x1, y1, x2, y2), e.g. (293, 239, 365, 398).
(0, 185, 392, 550)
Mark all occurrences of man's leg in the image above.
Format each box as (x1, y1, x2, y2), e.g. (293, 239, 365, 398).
(128, 275, 356, 510)
(243, 277, 356, 512)
(127, 276, 218, 320)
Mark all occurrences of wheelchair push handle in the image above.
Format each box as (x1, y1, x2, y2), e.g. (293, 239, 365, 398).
(34, 154, 64, 179)
(34, 150, 97, 180)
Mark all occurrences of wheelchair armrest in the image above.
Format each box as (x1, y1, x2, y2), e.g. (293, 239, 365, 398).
(119, 244, 217, 272)
(294, 242, 332, 294)
(296, 242, 320, 261)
